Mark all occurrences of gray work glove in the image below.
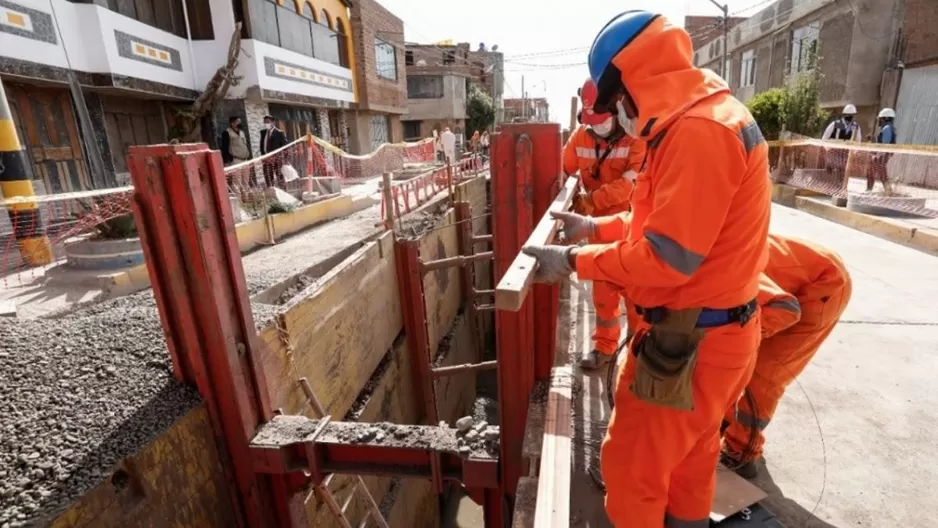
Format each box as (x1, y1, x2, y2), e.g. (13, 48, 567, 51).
(521, 245, 575, 284)
(551, 211, 596, 244)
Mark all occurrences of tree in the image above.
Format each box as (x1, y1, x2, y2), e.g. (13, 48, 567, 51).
(746, 70, 828, 140)
(782, 69, 828, 137)
(466, 84, 496, 136)
(747, 88, 786, 141)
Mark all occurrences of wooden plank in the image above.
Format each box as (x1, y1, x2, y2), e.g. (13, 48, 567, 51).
(387, 478, 439, 528)
(307, 337, 419, 528)
(495, 176, 577, 311)
(533, 366, 573, 528)
(432, 314, 477, 424)
(512, 476, 540, 528)
(419, 210, 462, 356)
(50, 405, 236, 528)
(257, 232, 402, 421)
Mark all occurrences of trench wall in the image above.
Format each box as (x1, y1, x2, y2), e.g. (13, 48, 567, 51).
(48, 176, 490, 528)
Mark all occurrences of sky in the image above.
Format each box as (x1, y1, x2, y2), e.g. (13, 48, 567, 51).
(377, 0, 777, 125)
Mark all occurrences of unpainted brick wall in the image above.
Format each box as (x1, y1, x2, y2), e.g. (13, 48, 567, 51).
(903, 0, 938, 66)
(350, 0, 407, 112)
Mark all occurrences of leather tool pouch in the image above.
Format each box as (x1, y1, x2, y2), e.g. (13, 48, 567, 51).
(629, 308, 704, 411)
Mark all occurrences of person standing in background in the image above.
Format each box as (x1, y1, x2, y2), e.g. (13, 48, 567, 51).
(441, 127, 456, 165)
(259, 115, 288, 188)
(868, 108, 897, 192)
(221, 116, 250, 165)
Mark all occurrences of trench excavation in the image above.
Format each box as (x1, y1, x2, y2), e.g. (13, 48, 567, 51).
(0, 168, 498, 527)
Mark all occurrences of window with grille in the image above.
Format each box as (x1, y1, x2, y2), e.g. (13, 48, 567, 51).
(740, 49, 756, 87)
(375, 38, 398, 80)
(407, 76, 444, 99)
(790, 22, 820, 75)
(403, 121, 422, 141)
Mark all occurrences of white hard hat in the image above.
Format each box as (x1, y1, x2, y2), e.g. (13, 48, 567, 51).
(878, 108, 896, 119)
(842, 104, 857, 115)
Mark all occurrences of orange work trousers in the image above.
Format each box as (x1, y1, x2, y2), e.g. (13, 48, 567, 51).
(601, 314, 760, 526)
(589, 225, 635, 355)
(724, 280, 851, 462)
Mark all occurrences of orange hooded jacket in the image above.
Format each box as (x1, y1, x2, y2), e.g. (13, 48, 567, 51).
(562, 125, 646, 216)
(574, 21, 771, 310)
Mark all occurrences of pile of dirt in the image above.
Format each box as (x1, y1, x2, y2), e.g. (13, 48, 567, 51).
(0, 292, 200, 527)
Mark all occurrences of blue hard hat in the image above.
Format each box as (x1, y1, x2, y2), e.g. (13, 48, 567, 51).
(588, 10, 659, 84)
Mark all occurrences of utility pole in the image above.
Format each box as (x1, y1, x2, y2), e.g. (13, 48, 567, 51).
(0, 78, 52, 265)
(521, 76, 525, 119)
(709, 0, 730, 81)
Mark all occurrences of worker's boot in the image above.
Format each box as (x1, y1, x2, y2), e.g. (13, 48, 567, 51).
(579, 349, 615, 371)
(720, 452, 759, 480)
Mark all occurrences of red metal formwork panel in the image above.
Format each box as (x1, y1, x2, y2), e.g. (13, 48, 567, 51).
(491, 126, 535, 503)
(128, 143, 297, 528)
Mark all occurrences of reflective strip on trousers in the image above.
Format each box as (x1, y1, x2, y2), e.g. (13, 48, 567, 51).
(665, 513, 710, 528)
(737, 409, 771, 430)
(596, 316, 619, 329)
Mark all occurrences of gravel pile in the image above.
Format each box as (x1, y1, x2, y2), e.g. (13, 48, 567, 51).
(452, 416, 500, 458)
(0, 292, 200, 527)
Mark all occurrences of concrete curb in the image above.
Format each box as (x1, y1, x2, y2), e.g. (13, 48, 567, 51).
(86, 194, 372, 297)
(771, 184, 938, 256)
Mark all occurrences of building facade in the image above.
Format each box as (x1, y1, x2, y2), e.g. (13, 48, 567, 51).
(692, 0, 901, 136)
(502, 98, 549, 123)
(0, 0, 357, 192)
(346, 0, 406, 153)
(890, 0, 938, 145)
(402, 43, 469, 140)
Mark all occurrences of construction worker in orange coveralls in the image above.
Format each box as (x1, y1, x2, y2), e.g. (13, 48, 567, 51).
(521, 10, 771, 526)
(562, 78, 646, 371)
(721, 234, 852, 479)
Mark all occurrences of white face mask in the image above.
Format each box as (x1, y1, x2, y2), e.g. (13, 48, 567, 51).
(616, 100, 639, 137)
(591, 116, 614, 137)
(265, 122, 273, 130)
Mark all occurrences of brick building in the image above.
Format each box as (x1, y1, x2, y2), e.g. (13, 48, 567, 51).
(400, 42, 504, 140)
(889, 0, 938, 145)
(503, 98, 549, 123)
(346, 0, 407, 153)
(693, 0, 901, 136)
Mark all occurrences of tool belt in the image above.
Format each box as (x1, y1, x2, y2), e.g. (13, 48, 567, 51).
(629, 300, 757, 411)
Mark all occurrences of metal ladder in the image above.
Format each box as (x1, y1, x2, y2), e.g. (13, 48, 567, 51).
(298, 377, 390, 528)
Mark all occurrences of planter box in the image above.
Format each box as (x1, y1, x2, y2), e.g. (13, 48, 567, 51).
(65, 237, 144, 271)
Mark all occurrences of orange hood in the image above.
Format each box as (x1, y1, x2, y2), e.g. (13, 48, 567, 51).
(610, 16, 730, 140)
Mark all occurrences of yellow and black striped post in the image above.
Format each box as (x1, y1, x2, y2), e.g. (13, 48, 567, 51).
(0, 78, 51, 266)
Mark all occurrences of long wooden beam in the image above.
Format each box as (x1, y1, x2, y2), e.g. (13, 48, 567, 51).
(494, 176, 578, 312)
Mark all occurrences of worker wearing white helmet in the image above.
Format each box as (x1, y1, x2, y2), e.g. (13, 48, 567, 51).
(822, 104, 861, 142)
(876, 108, 897, 145)
(868, 108, 898, 192)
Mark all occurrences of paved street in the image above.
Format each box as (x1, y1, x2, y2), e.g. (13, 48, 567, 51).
(754, 204, 938, 527)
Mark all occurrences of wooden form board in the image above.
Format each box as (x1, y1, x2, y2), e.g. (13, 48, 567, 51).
(420, 210, 463, 356)
(308, 338, 419, 528)
(432, 314, 479, 424)
(533, 366, 574, 527)
(495, 176, 578, 311)
(257, 231, 402, 419)
(51, 406, 236, 528)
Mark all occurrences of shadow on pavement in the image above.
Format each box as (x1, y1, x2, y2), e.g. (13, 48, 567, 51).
(752, 461, 841, 528)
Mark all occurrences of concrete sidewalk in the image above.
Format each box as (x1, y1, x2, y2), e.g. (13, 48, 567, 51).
(756, 204, 938, 527)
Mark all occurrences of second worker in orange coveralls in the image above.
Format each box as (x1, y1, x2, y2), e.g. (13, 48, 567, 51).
(563, 78, 646, 371)
(522, 10, 771, 526)
(722, 234, 852, 479)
